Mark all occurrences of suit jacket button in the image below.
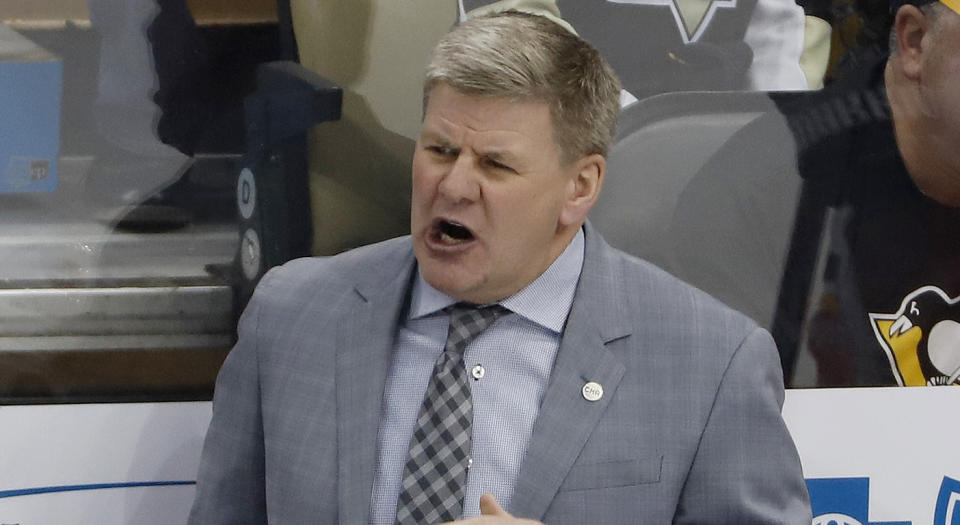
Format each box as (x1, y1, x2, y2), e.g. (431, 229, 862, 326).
(582, 381, 603, 402)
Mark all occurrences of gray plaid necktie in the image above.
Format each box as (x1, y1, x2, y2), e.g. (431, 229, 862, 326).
(395, 303, 509, 525)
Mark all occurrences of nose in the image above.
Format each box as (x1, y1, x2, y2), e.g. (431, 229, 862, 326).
(437, 154, 480, 203)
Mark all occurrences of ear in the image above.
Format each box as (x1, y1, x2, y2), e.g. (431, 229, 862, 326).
(559, 153, 605, 228)
(893, 5, 930, 80)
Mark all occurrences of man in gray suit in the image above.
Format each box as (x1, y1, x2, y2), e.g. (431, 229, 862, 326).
(189, 11, 811, 524)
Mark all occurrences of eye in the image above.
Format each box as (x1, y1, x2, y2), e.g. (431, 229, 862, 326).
(427, 144, 456, 157)
(483, 157, 515, 173)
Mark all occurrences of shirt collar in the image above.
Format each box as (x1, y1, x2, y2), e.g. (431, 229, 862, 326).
(408, 228, 585, 334)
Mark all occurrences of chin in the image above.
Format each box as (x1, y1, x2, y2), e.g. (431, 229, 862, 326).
(420, 264, 485, 302)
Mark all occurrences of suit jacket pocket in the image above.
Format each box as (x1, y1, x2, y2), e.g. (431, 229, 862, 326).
(558, 455, 663, 492)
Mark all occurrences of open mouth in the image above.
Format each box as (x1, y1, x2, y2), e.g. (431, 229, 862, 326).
(433, 219, 475, 245)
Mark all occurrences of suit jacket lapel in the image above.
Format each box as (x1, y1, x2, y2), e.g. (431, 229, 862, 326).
(337, 244, 417, 524)
(510, 224, 632, 520)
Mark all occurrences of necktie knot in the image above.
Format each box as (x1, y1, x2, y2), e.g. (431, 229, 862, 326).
(444, 303, 509, 360)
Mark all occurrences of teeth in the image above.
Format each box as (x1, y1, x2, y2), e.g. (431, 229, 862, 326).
(440, 232, 467, 244)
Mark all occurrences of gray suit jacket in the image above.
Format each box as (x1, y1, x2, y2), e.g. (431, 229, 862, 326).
(189, 224, 811, 524)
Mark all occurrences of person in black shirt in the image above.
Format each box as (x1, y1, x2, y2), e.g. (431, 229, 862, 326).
(670, 0, 960, 387)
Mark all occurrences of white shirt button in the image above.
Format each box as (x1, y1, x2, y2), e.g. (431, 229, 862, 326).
(471, 364, 485, 380)
(582, 381, 603, 402)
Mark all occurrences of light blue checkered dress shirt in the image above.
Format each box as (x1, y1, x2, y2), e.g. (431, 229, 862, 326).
(368, 229, 585, 524)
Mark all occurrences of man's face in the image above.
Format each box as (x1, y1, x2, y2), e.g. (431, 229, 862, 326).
(411, 84, 581, 304)
(922, 3, 960, 165)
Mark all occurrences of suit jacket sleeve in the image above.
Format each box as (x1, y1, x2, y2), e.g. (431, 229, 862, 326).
(674, 327, 811, 523)
(188, 271, 275, 524)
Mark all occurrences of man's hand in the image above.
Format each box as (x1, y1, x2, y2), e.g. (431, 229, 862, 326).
(441, 494, 544, 525)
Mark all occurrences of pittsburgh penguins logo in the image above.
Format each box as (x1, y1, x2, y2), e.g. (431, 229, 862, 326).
(608, 0, 737, 43)
(869, 286, 960, 386)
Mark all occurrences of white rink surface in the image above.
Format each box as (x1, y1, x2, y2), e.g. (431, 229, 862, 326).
(0, 402, 211, 525)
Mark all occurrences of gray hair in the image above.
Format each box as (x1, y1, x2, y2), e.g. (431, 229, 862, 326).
(423, 11, 621, 163)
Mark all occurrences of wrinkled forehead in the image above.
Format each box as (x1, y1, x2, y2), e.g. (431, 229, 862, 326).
(422, 84, 562, 138)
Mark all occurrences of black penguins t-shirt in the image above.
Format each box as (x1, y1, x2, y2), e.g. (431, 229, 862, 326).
(834, 142, 960, 386)
(792, 76, 960, 387)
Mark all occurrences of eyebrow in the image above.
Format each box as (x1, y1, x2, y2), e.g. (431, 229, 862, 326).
(419, 128, 448, 143)
(420, 131, 520, 163)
